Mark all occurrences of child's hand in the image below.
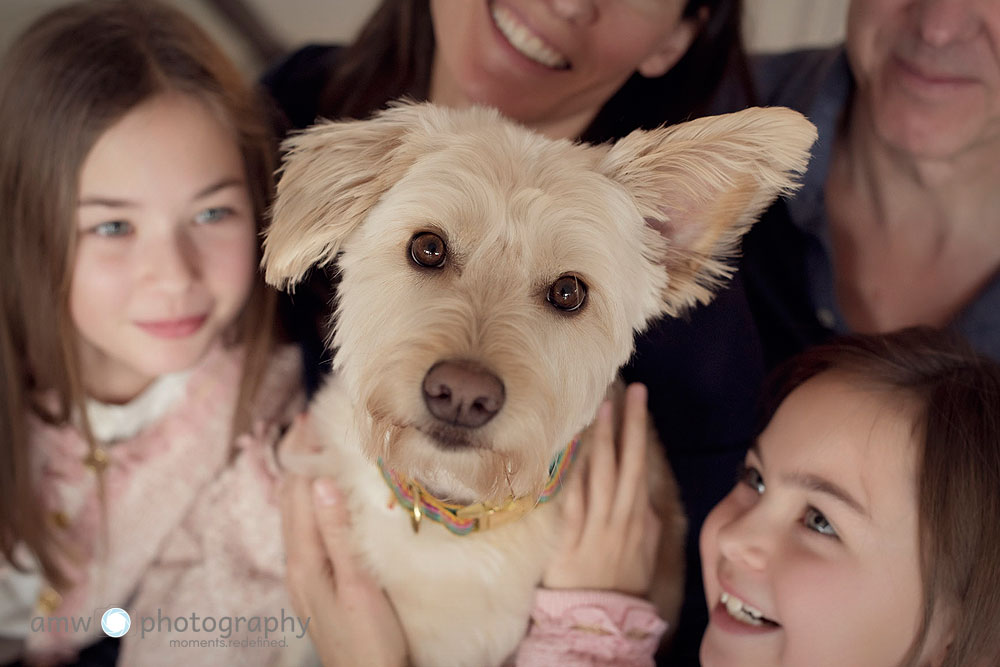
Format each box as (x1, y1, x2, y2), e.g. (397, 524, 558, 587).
(542, 383, 661, 596)
(279, 419, 407, 667)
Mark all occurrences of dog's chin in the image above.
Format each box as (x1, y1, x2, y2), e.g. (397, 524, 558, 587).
(415, 475, 478, 505)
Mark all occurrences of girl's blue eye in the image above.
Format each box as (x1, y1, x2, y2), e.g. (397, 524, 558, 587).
(804, 507, 837, 537)
(195, 206, 233, 224)
(739, 465, 765, 495)
(92, 220, 132, 237)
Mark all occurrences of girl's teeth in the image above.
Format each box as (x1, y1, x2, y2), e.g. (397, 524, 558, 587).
(491, 5, 569, 69)
(720, 592, 770, 627)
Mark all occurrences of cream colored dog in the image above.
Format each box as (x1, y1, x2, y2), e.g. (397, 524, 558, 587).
(263, 102, 815, 667)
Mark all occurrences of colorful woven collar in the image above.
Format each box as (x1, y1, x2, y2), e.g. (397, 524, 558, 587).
(377, 437, 580, 536)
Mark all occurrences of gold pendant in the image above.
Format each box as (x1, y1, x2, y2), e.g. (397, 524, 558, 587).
(408, 482, 422, 534)
(36, 586, 62, 615)
(83, 447, 109, 474)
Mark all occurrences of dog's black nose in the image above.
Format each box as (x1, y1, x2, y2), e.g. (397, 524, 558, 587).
(422, 360, 505, 429)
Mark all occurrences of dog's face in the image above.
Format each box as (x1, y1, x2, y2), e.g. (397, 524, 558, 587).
(264, 103, 815, 504)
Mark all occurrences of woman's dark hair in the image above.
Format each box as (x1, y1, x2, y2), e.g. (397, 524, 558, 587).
(318, 0, 749, 142)
(761, 327, 1000, 667)
(583, 0, 749, 143)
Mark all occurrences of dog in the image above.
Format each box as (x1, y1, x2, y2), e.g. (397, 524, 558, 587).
(263, 101, 816, 667)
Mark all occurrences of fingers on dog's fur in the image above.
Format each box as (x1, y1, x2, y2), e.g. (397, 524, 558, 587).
(639, 504, 663, 568)
(612, 383, 649, 526)
(645, 439, 689, 636)
(311, 478, 360, 584)
(281, 474, 328, 600)
(584, 400, 616, 535)
(557, 460, 586, 552)
(599, 106, 818, 317)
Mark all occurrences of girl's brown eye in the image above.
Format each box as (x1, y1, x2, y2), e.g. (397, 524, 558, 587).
(410, 232, 446, 268)
(547, 274, 587, 312)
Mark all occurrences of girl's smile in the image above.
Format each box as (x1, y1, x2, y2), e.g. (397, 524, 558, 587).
(712, 590, 780, 631)
(133, 314, 209, 339)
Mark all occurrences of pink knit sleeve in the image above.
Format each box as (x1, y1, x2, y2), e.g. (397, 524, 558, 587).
(513, 589, 667, 667)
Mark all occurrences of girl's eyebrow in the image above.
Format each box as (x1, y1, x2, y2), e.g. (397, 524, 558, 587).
(749, 442, 870, 518)
(78, 177, 245, 207)
(782, 472, 870, 518)
(78, 195, 136, 208)
(193, 177, 245, 200)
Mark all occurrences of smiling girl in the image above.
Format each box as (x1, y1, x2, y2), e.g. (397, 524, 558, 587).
(0, 2, 300, 662)
(700, 327, 1000, 667)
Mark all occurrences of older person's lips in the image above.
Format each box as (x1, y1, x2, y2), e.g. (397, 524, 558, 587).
(891, 55, 978, 95)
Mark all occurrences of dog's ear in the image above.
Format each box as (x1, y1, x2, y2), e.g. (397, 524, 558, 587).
(262, 104, 427, 290)
(599, 106, 816, 317)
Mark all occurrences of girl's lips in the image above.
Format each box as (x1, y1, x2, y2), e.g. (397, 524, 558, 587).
(708, 600, 782, 636)
(135, 314, 207, 339)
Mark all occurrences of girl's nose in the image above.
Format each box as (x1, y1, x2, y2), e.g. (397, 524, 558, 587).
(912, 0, 980, 47)
(715, 506, 773, 572)
(547, 0, 597, 24)
(147, 230, 199, 292)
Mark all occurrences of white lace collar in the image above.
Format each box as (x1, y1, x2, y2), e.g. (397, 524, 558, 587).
(84, 369, 193, 444)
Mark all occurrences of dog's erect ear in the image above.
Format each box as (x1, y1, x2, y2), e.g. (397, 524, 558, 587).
(599, 106, 817, 317)
(262, 103, 427, 290)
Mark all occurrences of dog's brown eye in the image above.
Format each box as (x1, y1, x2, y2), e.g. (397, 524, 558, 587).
(410, 232, 446, 268)
(547, 275, 587, 312)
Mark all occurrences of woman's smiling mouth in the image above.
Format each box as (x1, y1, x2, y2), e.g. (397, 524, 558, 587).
(489, 3, 570, 70)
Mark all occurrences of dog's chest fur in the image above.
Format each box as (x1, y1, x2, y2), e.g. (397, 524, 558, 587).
(311, 376, 563, 667)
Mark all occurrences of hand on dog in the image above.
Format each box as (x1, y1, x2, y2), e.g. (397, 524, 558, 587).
(543, 383, 661, 597)
(279, 416, 408, 667)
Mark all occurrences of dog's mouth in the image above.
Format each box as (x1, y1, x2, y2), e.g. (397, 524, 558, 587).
(417, 424, 491, 451)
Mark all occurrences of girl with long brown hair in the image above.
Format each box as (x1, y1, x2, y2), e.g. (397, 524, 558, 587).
(0, 1, 298, 662)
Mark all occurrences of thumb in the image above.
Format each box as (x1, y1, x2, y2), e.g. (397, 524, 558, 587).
(312, 477, 361, 583)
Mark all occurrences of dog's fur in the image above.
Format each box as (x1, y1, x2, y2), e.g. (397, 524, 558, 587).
(264, 102, 816, 667)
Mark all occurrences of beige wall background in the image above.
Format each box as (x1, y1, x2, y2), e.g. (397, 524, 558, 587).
(2, 1, 848, 76)
(744, 0, 848, 52)
(0, 0, 372, 75)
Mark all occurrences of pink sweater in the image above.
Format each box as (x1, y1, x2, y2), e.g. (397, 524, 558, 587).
(118, 403, 308, 665)
(23, 344, 303, 663)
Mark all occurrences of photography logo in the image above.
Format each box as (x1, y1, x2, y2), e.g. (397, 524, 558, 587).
(100, 608, 131, 638)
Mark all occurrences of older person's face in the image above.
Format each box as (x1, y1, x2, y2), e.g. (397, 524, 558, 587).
(846, 0, 1000, 159)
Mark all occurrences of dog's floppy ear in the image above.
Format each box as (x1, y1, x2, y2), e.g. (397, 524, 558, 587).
(262, 104, 425, 290)
(599, 106, 817, 317)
